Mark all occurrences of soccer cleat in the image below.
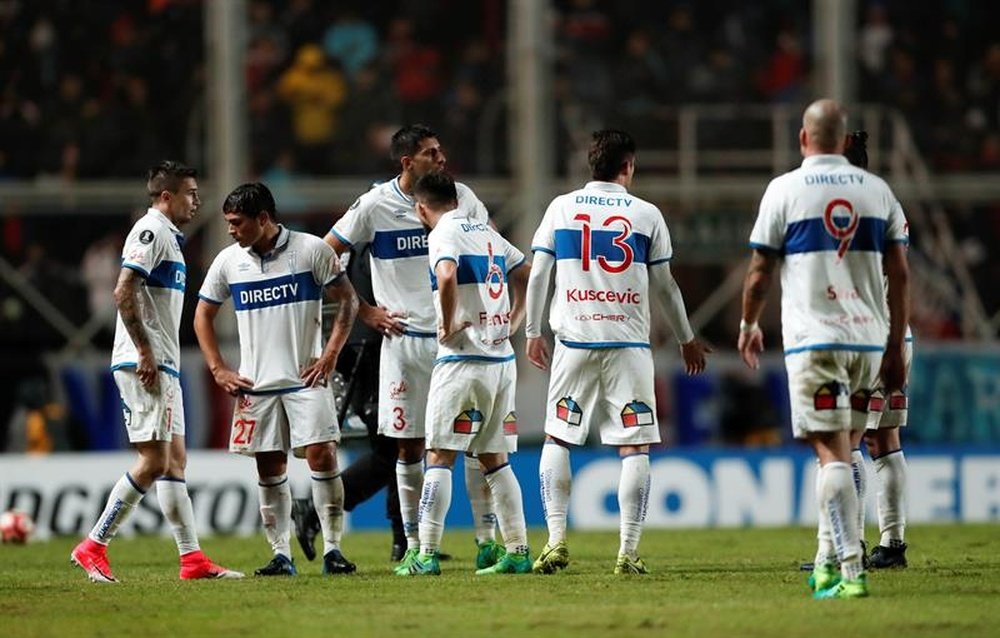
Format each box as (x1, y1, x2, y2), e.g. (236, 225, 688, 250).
(396, 552, 441, 576)
(813, 573, 869, 599)
(179, 550, 245, 580)
(475, 539, 506, 569)
(390, 542, 407, 562)
(614, 553, 649, 575)
(70, 539, 117, 583)
(393, 548, 420, 575)
(869, 543, 907, 569)
(807, 562, 841, 592)
(476, 550, 531, 575)
(290, 498, 319, 562)
(322, 549, 357, 575)
(254, 554, 297, 576)
(532, 541, 570, 574)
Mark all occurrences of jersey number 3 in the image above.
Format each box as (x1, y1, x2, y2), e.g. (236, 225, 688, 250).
(574, 213, 634, 273)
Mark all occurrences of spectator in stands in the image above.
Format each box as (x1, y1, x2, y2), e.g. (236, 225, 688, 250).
(323, 9, 378, 80)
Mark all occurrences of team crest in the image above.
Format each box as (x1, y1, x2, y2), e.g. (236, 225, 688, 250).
(813, 382, 848, 410)
(453, 409, 484, 435)
(866, 389, 885, 413)
(555, 397, 582, 426)
(503, 412, 518, 436)
(621, 401, 654, 427)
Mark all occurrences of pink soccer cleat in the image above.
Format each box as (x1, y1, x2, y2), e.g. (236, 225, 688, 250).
(179, 550, 245, 580)
(70, 538, 118, 583)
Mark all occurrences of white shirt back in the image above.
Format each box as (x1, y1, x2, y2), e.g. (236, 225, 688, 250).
(749, 154, 909, 353)
(199, 227, 343, 392)
(111, 208, 186, 376)
(329, 177, 489, 334)
(428, 211, 526, 363)
(531, 181, 672, 348)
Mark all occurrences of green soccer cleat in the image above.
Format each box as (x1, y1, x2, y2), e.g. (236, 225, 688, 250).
(813, 573, 869, 599)
(393, 548, 420, 575)
(475, 539, 506, 569)
(531, 542, 570, 574)
(476, 550, 531, 575)
(808, 562, 841, 592)
(396, 552, 441, 576)
(613, 553, 649, 575)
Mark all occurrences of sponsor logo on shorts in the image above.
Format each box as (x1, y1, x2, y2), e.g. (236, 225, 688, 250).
(503, 412, 518, 436)
(888, 391, 908, 411)
(237, 395, 253, 412)
(867, 389, 885, 413)
(453, 409, 484, 435)
(555, 397, 582, 426)
(389, 380, 408, 400)
(850, 391, 871, 412)
(813, 382, 847, 411)
(621, 401, 654, 427)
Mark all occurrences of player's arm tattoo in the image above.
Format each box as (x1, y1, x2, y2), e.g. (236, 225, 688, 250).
(113, 267, 152, 353)
(327, 274, 358, 336)
(741, 249, 778, 321)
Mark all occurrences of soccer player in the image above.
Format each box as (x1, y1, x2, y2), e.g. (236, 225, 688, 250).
(324, 125, 505, 571)
(71, 161, 243, 583)
(738, 100, 909, 599)
(398, 172, 531, 576)
(526, 129, 710, 575)
(193, 182, 359, 576)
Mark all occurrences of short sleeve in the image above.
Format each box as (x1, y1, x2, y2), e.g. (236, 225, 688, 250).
(885, 198, 909, 244)
(457, 182, 490, 223)
(647, 208, 673, 266)
(530, 198, 560, 256)
(330, 193, 375, 247)
(428, 224, 459, 269)
(748, 179, 786, 253)
(501, 235, 525, 273)
(312, 239, 344, 286)
(121, 224, 165, 278)
(198, 253, 230, 304)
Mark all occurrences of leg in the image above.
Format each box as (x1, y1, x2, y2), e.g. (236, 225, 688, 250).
(867, 427, 908, 567)
(533, 436, 573, 574)
(396, 448, 454, 576)
(254, 451, 296, 576)
(396, 437, 426, 554)
(465, 452, 504, 568)
(475, 452, 532, 575)
(615, 443, 651, 574)
(849, 428, 868, 556)
(305, 441, 355, 574)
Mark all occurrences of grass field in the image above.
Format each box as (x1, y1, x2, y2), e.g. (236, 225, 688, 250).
(2, 525, 998, 637)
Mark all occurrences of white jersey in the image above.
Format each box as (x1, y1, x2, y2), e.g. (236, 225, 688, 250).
(329, 176, 489, 334)
(428, 210, 526, 363)
(749, 154, 909, 354)
(531, 181, 672, 348)
(198, 226, 343, 393)
(111, 208, 186, 377)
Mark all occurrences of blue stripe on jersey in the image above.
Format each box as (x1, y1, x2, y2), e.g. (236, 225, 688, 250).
(532, 245, 556, 256)
(784, 217, 887, 255)
(429, 254, 508, 291)
(230, 272, 322, 311)
(371, 228, 428, 260)
(553, 229, 650, 264)
(328, 227, 353, 246)
(560, 340, 650, 349)
(122, 261, 150, 277)
(435, 354, 516, 365)
(783, 343, 885, 355)
(145, 260, 186, 292)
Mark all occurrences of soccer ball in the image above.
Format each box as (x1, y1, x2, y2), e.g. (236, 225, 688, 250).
(0, 510, 34, 544)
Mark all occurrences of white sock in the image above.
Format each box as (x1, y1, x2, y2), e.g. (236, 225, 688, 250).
(851, 448, 867, 540)
(618, 454, 651, 558)
(820, 462, 863, 581)
(483, 463, 528, 554)
(89, 473, 145, 544)
(397, 459, 424, 551)
(813, 463, 836, 566)
(874, 450, 907, 546)
(465, 457, 497, 544)
(258, 475, 292, 558)
(156, 478, 200, 555)
(311, 471, 345, 556)
(418, 466, 452, 555)
(539, 442, 571, 546)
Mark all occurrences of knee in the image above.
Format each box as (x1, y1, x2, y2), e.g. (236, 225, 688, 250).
(306, 443, 337, 471)
(397, 439, 425, 463)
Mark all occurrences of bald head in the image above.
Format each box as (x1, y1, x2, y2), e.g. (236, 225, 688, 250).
(801, 99, 847, 155)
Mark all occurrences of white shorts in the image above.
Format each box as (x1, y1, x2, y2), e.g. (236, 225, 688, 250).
(230, 386, 340, 457)
(426, 360, 518, 454)
(544, 343, 660, 447)
(378, 334, 436, 439)
(867, 342, 912, 430)
(114, 369, 184, 443)
(785, 349, 882, 439)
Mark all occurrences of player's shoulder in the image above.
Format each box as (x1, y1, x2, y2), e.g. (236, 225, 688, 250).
(127, 211, 169, 241)
(349, 180, 396, 212)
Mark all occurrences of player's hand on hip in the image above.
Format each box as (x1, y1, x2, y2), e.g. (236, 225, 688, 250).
(361, 304, 408, 338)
(526, 336, 550, 371)
(438, 321, 472, 344)
(879, 343, 906, 392)
(212, 367, 255, 396)
(680, 338, 711, 375)
(136, 350, 160, 393)
(301, 354, 336, 388)
(737, 328, 764, 370)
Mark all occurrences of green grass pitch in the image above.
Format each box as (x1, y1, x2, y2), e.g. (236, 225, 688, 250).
(1, 525, 997, 637)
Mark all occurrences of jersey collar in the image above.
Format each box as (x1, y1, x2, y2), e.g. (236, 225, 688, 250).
(584, 181, 628, 193)
(147, 207, 185, 246)
(244, 224, 291, 259)
(801, 154, 850, 168)
(391, 176, 415, 205)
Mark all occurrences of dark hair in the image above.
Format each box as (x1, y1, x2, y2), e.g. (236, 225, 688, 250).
(844, 130, 869, 169)
(222, 182, 278, 220)
(413, 172, 458, 210)
(391, 124, 437, 161)
(147, 160, 197, 201)
(588, 129, 636, 181)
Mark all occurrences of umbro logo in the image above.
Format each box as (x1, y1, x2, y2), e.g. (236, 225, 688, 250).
(393, 210, 409, 218)
(237, 262, 251, 272)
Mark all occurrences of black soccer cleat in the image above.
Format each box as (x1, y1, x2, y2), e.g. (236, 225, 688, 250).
(391, 542, 407, 562)
(290, 498, 320, 562)
(322, 549, 357, 575)
(869, 543, 908, 569)
(254, 554, 297, 576)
